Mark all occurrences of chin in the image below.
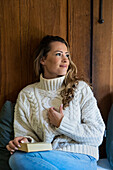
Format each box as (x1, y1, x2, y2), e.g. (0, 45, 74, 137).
(58, 73, 67, 77)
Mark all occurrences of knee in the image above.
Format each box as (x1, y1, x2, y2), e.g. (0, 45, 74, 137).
(9, 153, 16, 169)
(9, 151, 26, 169)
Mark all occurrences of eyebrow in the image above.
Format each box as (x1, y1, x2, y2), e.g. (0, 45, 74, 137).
(54, 50, 69, 54)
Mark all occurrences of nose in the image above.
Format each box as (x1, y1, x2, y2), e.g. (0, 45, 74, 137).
(62, 54, 68, 62)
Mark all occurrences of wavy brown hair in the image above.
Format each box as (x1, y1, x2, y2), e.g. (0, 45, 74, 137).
(34, 35, 83, 109)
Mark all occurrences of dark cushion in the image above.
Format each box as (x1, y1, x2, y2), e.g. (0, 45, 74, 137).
(0, 101, 15, 170)
(106, 104, 113, 169)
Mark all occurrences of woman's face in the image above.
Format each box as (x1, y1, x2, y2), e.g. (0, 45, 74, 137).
(40, 41, 70, 79)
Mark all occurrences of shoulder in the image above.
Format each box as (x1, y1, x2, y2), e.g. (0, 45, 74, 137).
(76, 80, 94, 97)
(76, 80, 90, 90)
(17, 82, 39, 103)
(22, 82, 39, 93)
(75, 81, 97, 109)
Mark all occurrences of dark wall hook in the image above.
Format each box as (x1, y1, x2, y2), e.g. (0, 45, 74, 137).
(98, 0, 104, 24)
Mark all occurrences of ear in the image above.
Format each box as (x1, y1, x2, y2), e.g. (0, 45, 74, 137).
(40, 57, 46, 65)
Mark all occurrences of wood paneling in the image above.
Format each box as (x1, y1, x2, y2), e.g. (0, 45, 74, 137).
(0, 0, 113, 158)
(93, 0, 113, 158)
(0, 0, 67, 109)
(93, 0, 112, 124)
(111, 1, 113, 103)
(0, 0, 21, 107)
(68, 0, 91, 82)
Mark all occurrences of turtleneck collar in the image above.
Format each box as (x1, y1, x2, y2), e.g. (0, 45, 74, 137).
(39, 74, 65, 91)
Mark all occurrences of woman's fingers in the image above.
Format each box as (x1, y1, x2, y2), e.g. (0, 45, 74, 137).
(6, 141, 16, 155)
(60, 104, 63, 114)
(8, 140, 18, 150)
(6, 136, 29, 154)
(48, 105, 64, 127)
(10, 151, 14, 155)
(13, 136, 29, 147)
(13, 137, 23, 147)
(20, 137, 29, 143)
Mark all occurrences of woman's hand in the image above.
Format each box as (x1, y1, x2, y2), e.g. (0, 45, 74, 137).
(6, 136, 29, 154)
(48, 104, 64, 128)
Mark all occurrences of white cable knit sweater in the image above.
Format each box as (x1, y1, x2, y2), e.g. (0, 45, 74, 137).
(14, 75, 105, 160)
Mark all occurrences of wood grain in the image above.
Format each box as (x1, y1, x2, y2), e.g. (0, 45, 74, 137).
(111, 1, 113, 103)
(93, 0, 112, 123)
(68, 0, 91, 82)
(0, 0, 21, 106)
(0, 0, 67, 109)
(0, 0, 113, 158)
(93, 0, 112, 158)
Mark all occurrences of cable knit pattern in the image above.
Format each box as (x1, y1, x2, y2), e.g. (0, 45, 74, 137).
(14, 75, 105, 160)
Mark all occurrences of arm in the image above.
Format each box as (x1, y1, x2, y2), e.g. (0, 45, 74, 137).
(6, 90, 40, 153)
(14, 91, 40, 143)
(56, 83, 105, 146)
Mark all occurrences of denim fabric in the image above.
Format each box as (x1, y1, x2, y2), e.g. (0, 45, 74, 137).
(9, 150, 97, 170)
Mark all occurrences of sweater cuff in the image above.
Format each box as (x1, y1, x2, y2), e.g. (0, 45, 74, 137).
(56, 116, 76, 134)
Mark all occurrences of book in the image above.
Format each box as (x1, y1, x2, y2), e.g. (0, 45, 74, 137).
(18, 142, 52, 152)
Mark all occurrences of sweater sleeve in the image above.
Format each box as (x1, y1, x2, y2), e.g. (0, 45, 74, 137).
(14, 91, 40, 143)
(56, 83, 105, 146)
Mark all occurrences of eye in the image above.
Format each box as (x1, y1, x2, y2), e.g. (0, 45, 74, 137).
(66, 54, 69, 58)
(56, 53, 62, 56)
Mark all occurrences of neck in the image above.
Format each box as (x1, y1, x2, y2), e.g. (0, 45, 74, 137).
(39, 74, 65, 91)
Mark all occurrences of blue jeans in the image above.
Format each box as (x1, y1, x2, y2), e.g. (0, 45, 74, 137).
(9, 150, 97, 170)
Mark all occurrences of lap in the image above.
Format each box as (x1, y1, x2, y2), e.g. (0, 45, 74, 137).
(9, 150, 97, 170)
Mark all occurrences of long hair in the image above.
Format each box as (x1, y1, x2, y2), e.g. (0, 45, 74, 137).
(34, 35, 82, 109)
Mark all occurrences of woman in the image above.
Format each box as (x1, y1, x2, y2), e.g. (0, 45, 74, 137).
(6, 35, 105, 170)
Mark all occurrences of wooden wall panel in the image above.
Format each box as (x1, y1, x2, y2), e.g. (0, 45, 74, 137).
(93, 0, 112, 158)
(0, 0, 67, 110)
(0, 1, 21, 107)
(111, 1, 113, 103)
(0, 0, 113, 158)
(93, 0, 112, 124)
(68, 0, 91, 82)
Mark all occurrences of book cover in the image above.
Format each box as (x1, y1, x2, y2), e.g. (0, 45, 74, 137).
(18, 142, 52, 152)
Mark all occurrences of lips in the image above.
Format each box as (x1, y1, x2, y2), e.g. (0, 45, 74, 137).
(60, 65, 67, 67)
